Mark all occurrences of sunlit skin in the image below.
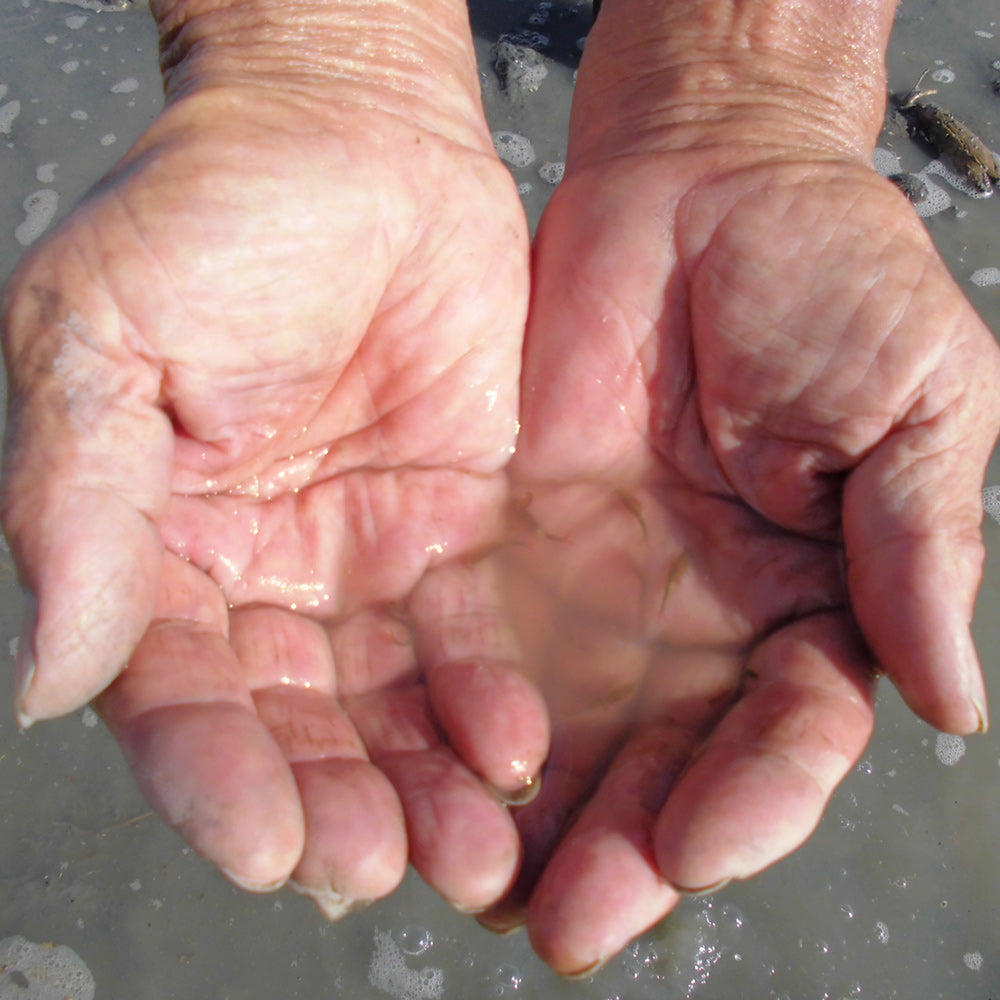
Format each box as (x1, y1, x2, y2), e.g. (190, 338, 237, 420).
(476, 0, 1000, 972)
(1, 0, 547, 915)
(2, 0, 999, 976)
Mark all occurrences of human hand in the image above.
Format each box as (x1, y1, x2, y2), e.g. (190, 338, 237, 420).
(480, 0, 1000, 972)
(1, 0, 547, 915)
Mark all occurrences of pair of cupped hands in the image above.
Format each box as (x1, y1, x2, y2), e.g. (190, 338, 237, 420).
(3, 0, 1000, 975)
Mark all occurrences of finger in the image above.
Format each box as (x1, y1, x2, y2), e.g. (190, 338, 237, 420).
(377, 746, 522, 911)
(479, 581, 660, 934)
(228, 605, 407, 915)
(331, 608, 522, 913)
(408, 559, 549, 802)
(525, 726, 688, 976)
(98, 555, 304, 890)
(2, 271, 171, 724)
(653, 612, 876, 893)
(519, 645, 740, 973)
(845, 360, 1000, 733)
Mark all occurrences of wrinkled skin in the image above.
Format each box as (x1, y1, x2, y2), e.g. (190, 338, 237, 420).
(481, 124, 1000, 971)
(4, 0, 1000, 977)
(0, 84, 550, 914)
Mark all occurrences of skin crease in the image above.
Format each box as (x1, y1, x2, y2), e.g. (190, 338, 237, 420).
(474, 0, 1000, 974)
(2, 0, 548, 915)
(2, 0, 999, 977)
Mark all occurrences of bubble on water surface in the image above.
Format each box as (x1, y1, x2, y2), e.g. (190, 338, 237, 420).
(15, 189, 58, 246)
(924, 158, 994, 199)
(65, 13, 88, 28)
(911, 175, 952, 217)
(930, 67, 956, 83)
(110, 76, 139, 93)
(963, 951, 983, 970)
(490, 962, 522, 995)
(971, 267, 1000, 287)
(394, 925, 432, 957)
(985, 485, 1000, 525)
(934, 732, 966, 766)
(369, 928, 443, 1000)
(0, 935, 95, 1000)
(0, 98, 21, 135)
(492, 131, 535, 167)
(872, 147, 899, 175)
(874, 920, 890, 945)
(538, 160, 564, 184)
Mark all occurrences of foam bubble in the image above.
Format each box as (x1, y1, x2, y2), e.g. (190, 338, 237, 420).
(538, 161, 564, 185)
(65, 14, 87, 28)
(872, 147, 900, 175)
(911, 175, 952, 218)
(963, 951, 983, 971)
(970, 267, 1000, 288)
(934, 732, 966, 766)
(60, 59, 79, 73)
(0, 935, 95, 1000)
(394, 926, 432, 957)
(874, 920, 890, 945)
(930, 68, 956, 83)
(15, 189, 58, 247)
(490, 962, 523, 995)
(0, 99, 21, 135)
(36, 162, 57, 183)
(492, 131, 535, 168)
(924, 159, 994, 199)
(110, 76, 139, 94)
(369, 928, 443, 1000)
(985, 485, 1000, 525)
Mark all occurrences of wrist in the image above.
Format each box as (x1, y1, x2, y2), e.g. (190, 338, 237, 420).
(574, 0, 896, 165)
(150, 0, 490, 147)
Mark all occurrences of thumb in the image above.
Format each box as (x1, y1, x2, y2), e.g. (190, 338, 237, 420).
(2, 265, 171, 724)
(844, 352, 1000, 735)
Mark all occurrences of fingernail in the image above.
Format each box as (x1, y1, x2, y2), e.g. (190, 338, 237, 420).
(475, 910, 526, 934)
(14, 593, 38, 730)
(970, 690, 989, 735)
(676, 875, 733, 897)
(563, 956, 611, 980)
(220, 866, 288, 894)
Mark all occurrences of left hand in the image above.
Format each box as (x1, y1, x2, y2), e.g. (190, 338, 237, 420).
(481, 10, 1000, 969)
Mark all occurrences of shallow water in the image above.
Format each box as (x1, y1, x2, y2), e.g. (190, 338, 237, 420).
(1, 0, 1000, 997)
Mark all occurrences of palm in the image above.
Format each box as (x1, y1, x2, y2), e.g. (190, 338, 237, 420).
(491, 154, 1000, 971)
(2, 91, 547, 911)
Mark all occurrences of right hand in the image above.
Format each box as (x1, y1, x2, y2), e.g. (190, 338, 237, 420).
(1, 0, 546, 917)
